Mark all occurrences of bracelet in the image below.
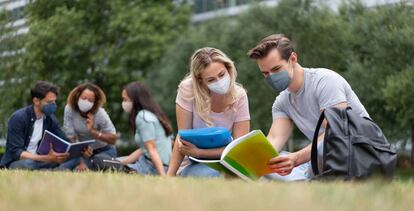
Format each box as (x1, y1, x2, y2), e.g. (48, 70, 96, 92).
(98, 132, 102, 139)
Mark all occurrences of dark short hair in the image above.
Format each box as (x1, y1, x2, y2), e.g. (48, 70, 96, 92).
(30, 81, 59, 100)
(247, 34, 295, 60)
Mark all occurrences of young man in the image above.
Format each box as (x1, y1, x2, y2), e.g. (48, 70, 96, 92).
(248, 34, 369, 180)
(0, 81, 77, 170)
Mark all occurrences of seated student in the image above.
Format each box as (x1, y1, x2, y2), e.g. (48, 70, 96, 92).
(63, 83, 117, 171)
(167, 47, 251, 178)
(0, 81, 77, 170)
(247, 34, 370, 181)
(118, 82, 173, 175)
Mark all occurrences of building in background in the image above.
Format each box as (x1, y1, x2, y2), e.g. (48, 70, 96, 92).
(0, 0, 28, 58)
(190, 0, 410, 22)
(0, 0, 28, 35)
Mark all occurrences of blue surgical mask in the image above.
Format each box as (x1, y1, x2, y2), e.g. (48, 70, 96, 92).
(265, 70, 291, 92)
(42, 102, 57, 115)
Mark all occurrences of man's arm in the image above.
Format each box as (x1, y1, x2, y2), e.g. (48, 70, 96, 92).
(268, 102, 348, 176)
(7, 114, 67, 163)
(267, 117, 294, 151)
(7, 114, 28, 161)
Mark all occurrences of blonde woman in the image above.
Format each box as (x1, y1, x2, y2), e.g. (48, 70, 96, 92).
(167, 47, 250, 177)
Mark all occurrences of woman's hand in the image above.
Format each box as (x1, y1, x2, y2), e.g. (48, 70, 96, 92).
(82, 146, 93, 158)
(86, 113, 95, 132)
(75, 160, 89, 172)
(178, 140, 200, 157)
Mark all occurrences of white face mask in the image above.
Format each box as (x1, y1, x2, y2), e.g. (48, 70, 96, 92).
(78, 99, 94, 113)
(122, 101, 133, 113)
(207, 73, 231, 95)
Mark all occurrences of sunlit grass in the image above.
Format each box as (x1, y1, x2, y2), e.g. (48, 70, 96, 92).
(0, 170, 413, 211)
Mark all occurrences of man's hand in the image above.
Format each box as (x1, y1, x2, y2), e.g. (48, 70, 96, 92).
(47, 144, 69, 163)
(82, 146, 93, 158)
(268, 153, 298, 176)
(178, 140, 200, 157)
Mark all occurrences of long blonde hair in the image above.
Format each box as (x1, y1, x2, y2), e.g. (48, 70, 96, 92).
(178, 47, 244, 126)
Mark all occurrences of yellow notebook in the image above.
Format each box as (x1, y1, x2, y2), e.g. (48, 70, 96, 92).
(189, 130, 278, 181)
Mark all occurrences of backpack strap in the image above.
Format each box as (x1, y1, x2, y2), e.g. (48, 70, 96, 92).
(311, 110, 326, 175)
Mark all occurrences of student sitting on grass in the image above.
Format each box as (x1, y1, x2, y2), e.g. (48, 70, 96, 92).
(167, 47, 251, 178)
(63, 83, 117, 171)
(247, 34, 370, 181)
(0, 81, 78, 170)
(118, 82, 173, 175)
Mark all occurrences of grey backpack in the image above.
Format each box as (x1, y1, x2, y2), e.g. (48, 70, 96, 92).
(311, 107, 397, 180)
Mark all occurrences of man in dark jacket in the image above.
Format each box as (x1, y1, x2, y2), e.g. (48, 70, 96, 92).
(0, 81, 78, 170)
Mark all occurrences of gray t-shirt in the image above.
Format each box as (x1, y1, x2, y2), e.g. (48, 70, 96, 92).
(63, 105, 116, 149)
(135, 110, 172, 165)
(272, 68, 369, 141)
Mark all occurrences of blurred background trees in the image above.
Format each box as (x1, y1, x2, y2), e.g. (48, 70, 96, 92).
(1, 0, 413, 160)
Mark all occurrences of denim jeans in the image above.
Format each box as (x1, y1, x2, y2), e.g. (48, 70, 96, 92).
(123, 156, 168, 175)
(179, 161, 221, 178)
(8, 157, 79, 171)
(262, 141, 324, 181)
(84, 145, 117, 170)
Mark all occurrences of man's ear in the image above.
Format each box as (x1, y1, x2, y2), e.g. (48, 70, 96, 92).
(290, 52, 298, 64)
(32, 97, 40, 105)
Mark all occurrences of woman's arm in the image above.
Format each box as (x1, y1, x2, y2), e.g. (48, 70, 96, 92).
(167, 104, 192, 176)
(232, 120, 250, 139)
(179, 140, 225, 159)
(145, 141, 166, 176)
(89, 128, 117, 144)
(86, 113, 117, 144)
(121, 149, 143, 164)
(63, 105, 77, 142)
(183, 120, 250, 159)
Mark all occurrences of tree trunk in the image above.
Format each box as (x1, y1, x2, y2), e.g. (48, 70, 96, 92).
(411, 125, 414, 168)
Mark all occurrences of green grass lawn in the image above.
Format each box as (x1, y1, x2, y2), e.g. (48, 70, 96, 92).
(0, 170, 413, 211)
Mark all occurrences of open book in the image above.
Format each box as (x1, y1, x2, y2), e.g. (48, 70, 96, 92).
(36, 130, 95, 159)
(190, 130, 278, 181)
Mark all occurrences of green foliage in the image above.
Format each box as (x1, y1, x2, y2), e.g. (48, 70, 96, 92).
(150, 0, 414, 141)
(382, 68, 414, 134)
(0, 10, 27, 138)
(0, 0, 190, 139)
(1, 0, 413, 143)
(150, 0, 350, 135)
(342, 3, 414, 138)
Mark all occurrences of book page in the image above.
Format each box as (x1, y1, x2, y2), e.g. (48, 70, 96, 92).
(189, 156, 236, 176)
(37, 130, 70, 154)
(221, 130, 279, 180)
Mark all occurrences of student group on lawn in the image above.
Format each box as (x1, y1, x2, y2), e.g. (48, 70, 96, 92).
(0, 34, 371, 181)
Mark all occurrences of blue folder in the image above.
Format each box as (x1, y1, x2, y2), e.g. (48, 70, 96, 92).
(178, 127, 232, 149)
